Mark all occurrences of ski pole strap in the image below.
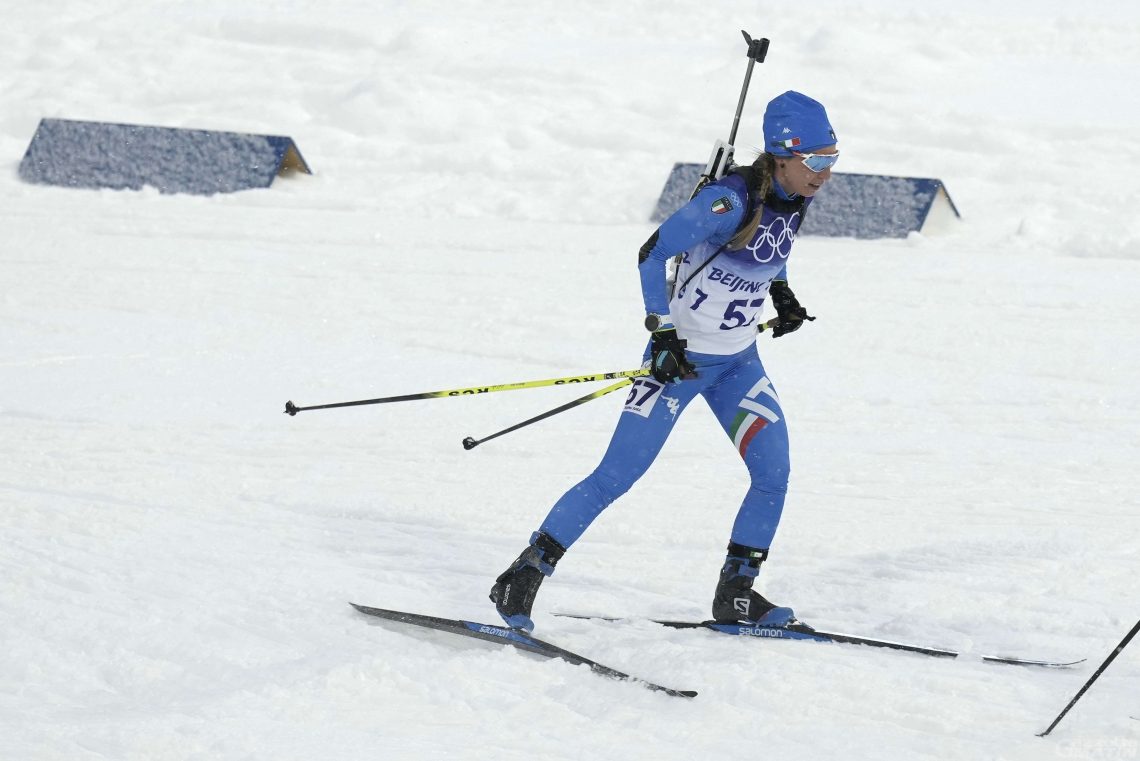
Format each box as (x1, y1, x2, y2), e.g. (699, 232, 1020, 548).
(756, 317, 781, 334)
(285, 368, 648, 415)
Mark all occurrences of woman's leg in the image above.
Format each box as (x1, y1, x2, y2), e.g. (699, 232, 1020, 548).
(701, 350, 794, 624)
(539, 375, 703, 548)
(702, 351, 791, 549)
(490, 372, 703, 630)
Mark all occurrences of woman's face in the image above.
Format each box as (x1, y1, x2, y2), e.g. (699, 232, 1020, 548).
(773, 145, 838, 197)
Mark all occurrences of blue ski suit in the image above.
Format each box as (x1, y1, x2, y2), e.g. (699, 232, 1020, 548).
(539, 169, 812, 552)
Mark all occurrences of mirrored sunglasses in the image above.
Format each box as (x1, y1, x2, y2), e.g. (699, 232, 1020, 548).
(794, 151, 840, 173)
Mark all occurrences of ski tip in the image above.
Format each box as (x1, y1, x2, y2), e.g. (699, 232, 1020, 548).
(982, 655, 1087, 668)
(349, 601, 385, 616)
(552, 612, 623, 622)
(643, 683, 697, 699)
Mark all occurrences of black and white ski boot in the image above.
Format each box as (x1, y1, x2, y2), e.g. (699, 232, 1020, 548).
(711, 542, 795, 626)
(489, 531, 566, 632)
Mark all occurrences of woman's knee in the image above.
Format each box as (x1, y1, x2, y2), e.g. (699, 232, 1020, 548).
(744, 447, 790, 493)
(589, 461, 642, 503)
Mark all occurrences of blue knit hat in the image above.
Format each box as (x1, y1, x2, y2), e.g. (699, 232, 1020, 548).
(763, 91, 836, 156)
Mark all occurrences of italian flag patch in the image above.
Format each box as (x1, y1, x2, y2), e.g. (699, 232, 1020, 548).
(711, 196, 733, 215)
(730, 377, 782, 456)
(729, 411, 769, 456)
(778, 137, 801, 149)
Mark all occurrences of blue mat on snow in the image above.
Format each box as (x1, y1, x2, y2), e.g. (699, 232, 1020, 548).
(18, 118, 311, 195)
(651, 162, 960, 239)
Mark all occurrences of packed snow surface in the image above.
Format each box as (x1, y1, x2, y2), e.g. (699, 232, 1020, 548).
(3, 2, 1138, 760)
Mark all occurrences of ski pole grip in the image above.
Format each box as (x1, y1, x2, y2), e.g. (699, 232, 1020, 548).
(741, 30, 769, 63)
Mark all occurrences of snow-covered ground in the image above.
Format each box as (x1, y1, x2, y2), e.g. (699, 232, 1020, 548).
(3, 2, 1138, 759)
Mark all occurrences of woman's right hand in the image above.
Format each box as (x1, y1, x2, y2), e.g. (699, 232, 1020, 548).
(649, 328, 698, 383)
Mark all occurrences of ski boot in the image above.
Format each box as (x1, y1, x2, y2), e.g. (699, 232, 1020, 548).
(711, 542, 795, 626)
(489, 531, 566, 632)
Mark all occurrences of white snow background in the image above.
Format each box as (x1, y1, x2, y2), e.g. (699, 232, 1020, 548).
(3, 2, 1139, 760)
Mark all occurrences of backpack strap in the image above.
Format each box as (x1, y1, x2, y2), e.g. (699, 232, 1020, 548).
(670, 168, 808, 299)
(670, 173, 750, 298)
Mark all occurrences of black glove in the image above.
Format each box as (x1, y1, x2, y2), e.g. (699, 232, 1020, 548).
(649, 328, 698, 383)
(768, 280, 815, 338)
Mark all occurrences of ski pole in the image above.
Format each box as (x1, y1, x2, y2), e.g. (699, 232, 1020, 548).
(462, 379, 633, 450)
(284, 368, 647, 416)
(1038, 617, 1140, 737)
(460, 316, 792, 443)
(463, 317, 784, 449)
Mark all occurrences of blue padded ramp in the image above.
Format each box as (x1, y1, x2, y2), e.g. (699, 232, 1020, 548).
(18, 118, 311, 195)
(651, 163, 706, 226)
(800, 172, 960, 239)
(650, 163, 959, 239)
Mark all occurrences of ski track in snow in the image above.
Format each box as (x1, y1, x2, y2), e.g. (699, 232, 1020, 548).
(2, 2, 1139, 760)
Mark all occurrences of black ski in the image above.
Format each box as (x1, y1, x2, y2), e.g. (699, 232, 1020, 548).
(350, 603, 697, 698)
(554, 614, 1083, 669)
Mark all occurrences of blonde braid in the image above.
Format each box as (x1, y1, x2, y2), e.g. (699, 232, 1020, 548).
(726, 153, 776, 250)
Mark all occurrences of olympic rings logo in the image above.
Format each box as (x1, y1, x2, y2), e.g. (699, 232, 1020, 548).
(746, 212, 800, 263)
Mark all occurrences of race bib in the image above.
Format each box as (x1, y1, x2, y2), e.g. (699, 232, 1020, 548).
(623, 377, 664, 418)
